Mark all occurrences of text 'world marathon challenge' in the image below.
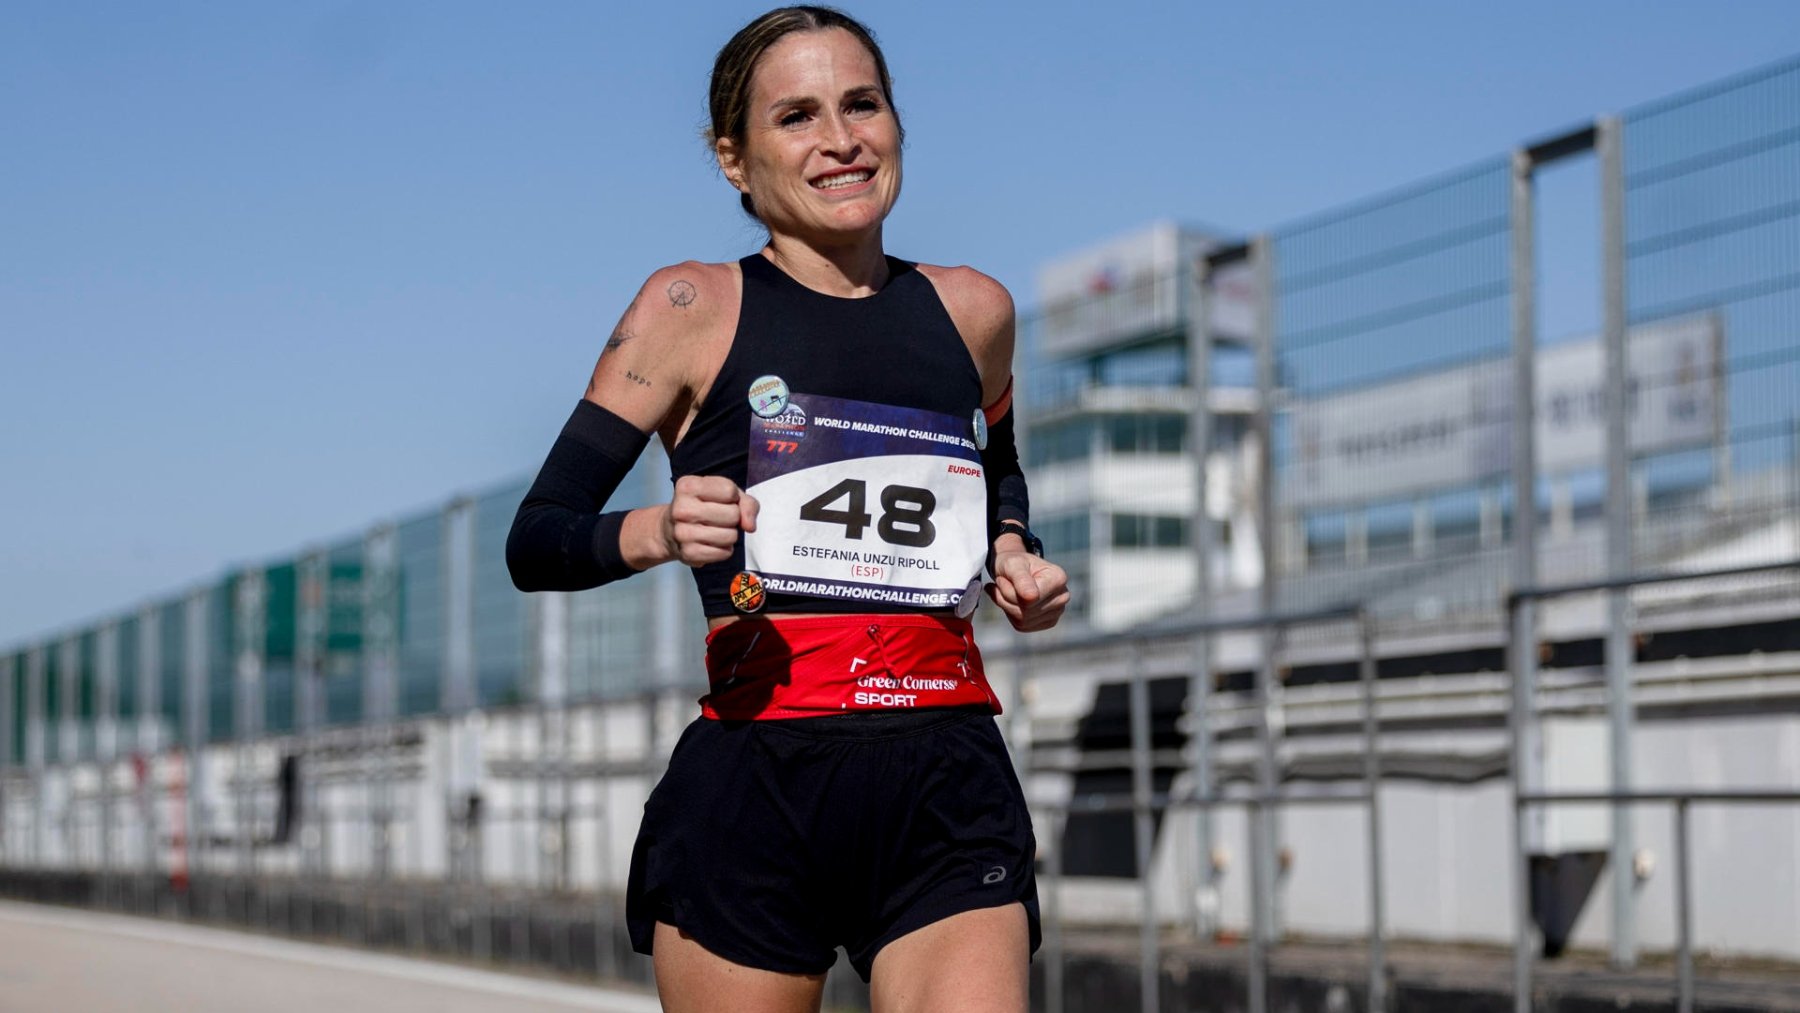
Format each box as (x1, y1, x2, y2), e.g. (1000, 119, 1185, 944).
(811, 416, 974, 451)
(761, 577, 957, 607)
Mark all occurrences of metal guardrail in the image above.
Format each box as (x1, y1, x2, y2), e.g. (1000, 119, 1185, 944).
(1021, 608, 1384, 1013)
(1507, 556, 1800, 1013)
(1516, 790, 1800, 1013)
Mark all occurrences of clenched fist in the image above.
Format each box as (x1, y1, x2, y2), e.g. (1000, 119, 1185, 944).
(662, 475, 760, 567)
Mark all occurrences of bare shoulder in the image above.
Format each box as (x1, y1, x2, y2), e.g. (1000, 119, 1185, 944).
(627, 260, 739, 333)
(915, 263, 1015, 398)
(915, 263, 1013, 339)
(584, 260, 742, 434)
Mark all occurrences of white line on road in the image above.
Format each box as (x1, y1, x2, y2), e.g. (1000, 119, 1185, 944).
(0, 900, 662, 1013)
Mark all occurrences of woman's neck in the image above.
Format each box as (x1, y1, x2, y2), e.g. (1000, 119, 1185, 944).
(762, 230, 889, 297)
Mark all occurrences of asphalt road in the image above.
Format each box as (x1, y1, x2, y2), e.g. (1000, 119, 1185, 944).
(0, 901, 662, 1013)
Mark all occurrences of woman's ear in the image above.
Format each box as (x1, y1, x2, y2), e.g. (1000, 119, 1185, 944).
(716, 137, 747, 192)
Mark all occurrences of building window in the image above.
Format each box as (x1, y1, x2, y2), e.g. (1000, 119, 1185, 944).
(1027, 418, 1092, 467)
(1111, 514, 1188, 548)
(1306, 511, 1348, 561)
(1096, 336, 1185, 388)
(1039, 514, 1091, 556)
(1105, 413, 1186, 455)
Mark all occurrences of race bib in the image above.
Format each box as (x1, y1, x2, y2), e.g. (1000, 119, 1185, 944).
(744, 393, 986, 608)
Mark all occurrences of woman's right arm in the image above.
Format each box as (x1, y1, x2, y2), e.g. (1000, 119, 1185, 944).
(507, 263, 755, 591)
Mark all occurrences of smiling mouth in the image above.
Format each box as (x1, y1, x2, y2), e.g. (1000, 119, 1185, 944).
(811, 169, 873, 190)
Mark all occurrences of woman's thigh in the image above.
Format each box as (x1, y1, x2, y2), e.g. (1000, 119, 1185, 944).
(653, 921, 828, 1013)
(867, 903, 1030, 1013)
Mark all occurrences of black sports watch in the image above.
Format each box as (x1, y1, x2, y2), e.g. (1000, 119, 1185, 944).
(988, 521, 1044, 576)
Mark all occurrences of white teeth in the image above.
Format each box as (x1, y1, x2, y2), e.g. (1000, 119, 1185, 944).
(814, 170, 871, 189)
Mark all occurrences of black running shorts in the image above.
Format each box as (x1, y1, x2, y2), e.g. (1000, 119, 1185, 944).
(626, 707, 1042, 982)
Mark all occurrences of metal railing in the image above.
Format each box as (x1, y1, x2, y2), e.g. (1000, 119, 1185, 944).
(1020, 605, 1386, 1013)
(1516, 790, 1800, 1013)
(1507, 557, 1800, 1013)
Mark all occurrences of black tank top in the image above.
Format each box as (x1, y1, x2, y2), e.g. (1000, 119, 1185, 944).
(670, 253, 984, 617)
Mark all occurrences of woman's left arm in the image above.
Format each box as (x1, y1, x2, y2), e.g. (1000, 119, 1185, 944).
(922, 265, 1070, 632)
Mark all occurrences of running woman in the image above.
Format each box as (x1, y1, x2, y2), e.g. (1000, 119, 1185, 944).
(508, 8, 1068, 1011)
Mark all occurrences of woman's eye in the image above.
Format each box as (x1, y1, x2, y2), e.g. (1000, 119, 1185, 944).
(848, 98, 879, 115)
(779, 110, 809, 127)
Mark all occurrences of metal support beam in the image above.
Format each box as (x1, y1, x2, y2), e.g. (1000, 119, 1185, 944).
(97, 620, 119, 882)
(1359, 613, 1387, 1013)
(1127, 638, 1157, 1013)
(536, 591, 570, 891)
(183, 588, 209, 886)
(1509, 143, 1544, 1013)
(296, 551, 327, 879)
(1187, 248, 1219, 938)
(1599, 114, 1638, 970)
(442, 500, 477, 884)
(364, 525, 399, 881)
(26, 646, 45, 866)
(1249, 233, 1283, 947)
(1674, 798, 1694, 1013)
(136, 604, 161, 877)
(234, 570, 266, 886)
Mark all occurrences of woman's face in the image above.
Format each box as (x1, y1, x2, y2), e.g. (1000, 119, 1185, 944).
(720, 28, 902, 245)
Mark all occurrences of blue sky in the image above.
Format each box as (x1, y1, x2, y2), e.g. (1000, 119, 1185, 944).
(4, 1, 1799, 646)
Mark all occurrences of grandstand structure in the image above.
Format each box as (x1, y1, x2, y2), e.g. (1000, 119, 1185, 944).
(4, 52, 1800, 1013)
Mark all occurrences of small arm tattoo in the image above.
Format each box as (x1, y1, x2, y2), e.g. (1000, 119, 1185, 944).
(605, 327, 634, 352)
(625, 370, 652, 387)
(667, 280, 697, 308)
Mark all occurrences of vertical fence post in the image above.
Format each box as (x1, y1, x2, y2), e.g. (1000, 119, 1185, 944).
(1359, 612, 1386, 1012)
(98, 620, 119, 901)
(1127, 637, 1157, 1013)
(1252, 620, 1282, 949)
(59, 636, 79, 863)
(1508, 592, 1535, 1013)
(1675, 797, 1693, 1013)
(1249, 233, 1283, 949)
(1598, 114, 1638, 970)
(537, 591, 570, 893)
(1508, 142, 1541, 1013)
(138, 604, 161, 882)
(365, 525, 399, 885)
(184, 588, 209, 901)
(443, 499, 476, 921)
(296, 551, 326, 886)
(1044, 804, 1065, 1013)
(27, 646, 46, 867)
(234, 569, 266, 910)
(1188, 248, 1222, 939)
(1246, 796, 1268, 1013)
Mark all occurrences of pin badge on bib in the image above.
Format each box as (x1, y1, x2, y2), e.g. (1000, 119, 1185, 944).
(971, 409, 989, 451)
(954, 576, 982, 619)
(747, 375, 790, 418)
(729, 571, 766, 613)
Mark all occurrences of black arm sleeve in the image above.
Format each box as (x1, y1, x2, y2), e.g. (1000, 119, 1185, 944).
(980, 405, 1029, 548)
(506, 400, 652, 593)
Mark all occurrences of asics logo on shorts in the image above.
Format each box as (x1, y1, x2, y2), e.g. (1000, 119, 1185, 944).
(983, 866, 1007, 885)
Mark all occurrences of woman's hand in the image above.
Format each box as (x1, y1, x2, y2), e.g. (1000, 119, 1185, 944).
(986, 548, 1069, 632)
(661, 475, 760, 567)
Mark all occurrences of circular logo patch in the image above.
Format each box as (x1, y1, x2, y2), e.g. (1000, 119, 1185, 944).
(729, 571, 766, 613)
(747, 375, 790, 418)
(953, 576, 982, 618)
(971, 409, 989, 451)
